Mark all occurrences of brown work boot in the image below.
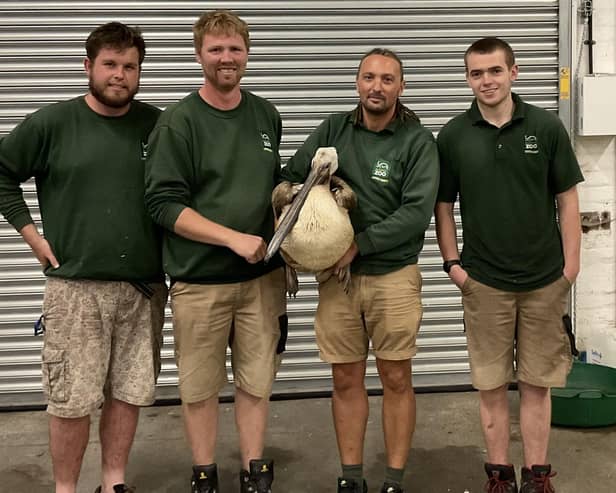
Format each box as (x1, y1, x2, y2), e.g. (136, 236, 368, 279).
(484, 463, 517, 493)
(520, 464, 556, 493)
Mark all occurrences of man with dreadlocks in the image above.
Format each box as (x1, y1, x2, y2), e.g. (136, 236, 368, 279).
(280, 48, 439, 493)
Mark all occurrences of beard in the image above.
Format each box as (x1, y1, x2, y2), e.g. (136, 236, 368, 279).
(88, 77, 138, 108)
(361, 95, 394, 116)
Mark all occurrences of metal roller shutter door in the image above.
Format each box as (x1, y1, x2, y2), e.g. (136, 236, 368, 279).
(0, 0, 562, 407)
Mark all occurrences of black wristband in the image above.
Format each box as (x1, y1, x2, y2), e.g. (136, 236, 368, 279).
(443, 259, 461, 274)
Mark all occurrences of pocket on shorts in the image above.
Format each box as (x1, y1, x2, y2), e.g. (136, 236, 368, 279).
(460, 276, 473, 295)
(42, 348, 69, 402)
(561, 314, 579, 357)
(560, 275, 572, 289)
(407, 264, 423, 292)
(276, 314, 288, 354)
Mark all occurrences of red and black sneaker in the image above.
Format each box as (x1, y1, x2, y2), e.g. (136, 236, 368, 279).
(520, 464, 556, 493)
(484, 463, 518, 493)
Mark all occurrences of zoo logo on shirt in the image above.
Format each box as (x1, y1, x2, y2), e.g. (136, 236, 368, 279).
(261, 132, 273, 153)
(140, 141, 149, 161)
(524, 135, 539, 154)
(371, 159, 391, 183)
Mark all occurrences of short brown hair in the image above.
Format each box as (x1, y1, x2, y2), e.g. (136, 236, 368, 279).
(86, 22, 146, 65)
(464, 37, 516, 71)
(193, 10, 250, 53)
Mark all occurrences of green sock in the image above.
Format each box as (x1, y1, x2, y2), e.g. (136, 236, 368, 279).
(341, 463, 363, 482)
(385, 466, 404, 486)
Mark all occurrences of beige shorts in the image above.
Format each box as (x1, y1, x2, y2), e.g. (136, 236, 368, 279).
(315, 264, 423, 363)
(41, 278, 167, 418)
(170, 268, 287, 403)
(462, 275, 574, 390)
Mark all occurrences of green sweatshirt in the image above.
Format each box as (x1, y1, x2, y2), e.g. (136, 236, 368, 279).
(144, 90, 284, 283)
(0, 96, 164, 281)
(281, 106, 440, 275)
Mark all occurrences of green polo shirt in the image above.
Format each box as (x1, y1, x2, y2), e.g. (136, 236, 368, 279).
(437, 93, 584, 291)
(281, 105, 439, 275)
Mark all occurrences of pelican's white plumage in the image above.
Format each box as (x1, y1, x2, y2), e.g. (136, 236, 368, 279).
(269, 147, 356, 295)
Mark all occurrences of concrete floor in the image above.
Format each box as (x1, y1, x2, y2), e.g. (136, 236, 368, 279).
(0, 391, 614, 493)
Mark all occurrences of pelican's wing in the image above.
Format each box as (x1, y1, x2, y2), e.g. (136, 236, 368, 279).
(264, 164, 322, 263)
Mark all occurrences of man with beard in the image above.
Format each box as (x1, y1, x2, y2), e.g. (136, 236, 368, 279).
(0, 22, 166, 493)
(279, 48, 439, 493)
(145, 10, 286, 493)
(435, 37, 582, 493)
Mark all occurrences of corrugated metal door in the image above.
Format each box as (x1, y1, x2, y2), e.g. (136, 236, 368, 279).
(0, 1, 562, 407)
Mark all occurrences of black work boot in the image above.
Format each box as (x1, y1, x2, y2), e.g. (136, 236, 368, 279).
(337, 477, 368, 493)
(192, 464, 219, 493)
(94, 486, 136, 493)
(484, 463, 517, 493)
(240, 459, 274, 492)
(380, 481, 405, 493)
(520, 465, 556, 493)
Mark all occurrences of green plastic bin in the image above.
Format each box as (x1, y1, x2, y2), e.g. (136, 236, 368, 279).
(551, 360, 616, 427)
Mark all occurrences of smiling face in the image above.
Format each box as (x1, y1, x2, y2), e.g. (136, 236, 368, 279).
(465, 48, 518, 109)
(196, 32, 248, 93)
(85, 46, 140, 113)
(356, 54, 404, 118)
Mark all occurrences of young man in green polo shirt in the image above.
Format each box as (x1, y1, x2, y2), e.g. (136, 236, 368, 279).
(281, 48, 439, 493)
(0, 23, 166, 493)
(145, 10, 286, 493)
(435, 37, 583, 493)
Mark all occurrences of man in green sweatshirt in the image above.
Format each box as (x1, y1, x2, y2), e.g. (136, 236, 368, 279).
(0, 23, 166, 493)
(144, 10, 286, 493)
(280, 48, 439, 493)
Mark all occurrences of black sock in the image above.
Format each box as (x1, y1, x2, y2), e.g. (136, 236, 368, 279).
(385, 466, 404, 486)
(341, 463, 363, 482)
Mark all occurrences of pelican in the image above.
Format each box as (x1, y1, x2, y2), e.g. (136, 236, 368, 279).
(266, 147, 356, 296)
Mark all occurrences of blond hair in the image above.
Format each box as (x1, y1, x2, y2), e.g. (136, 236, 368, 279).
(193, 10, 250, 52)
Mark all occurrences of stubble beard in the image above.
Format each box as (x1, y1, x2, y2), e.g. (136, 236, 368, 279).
(206, 65, 245, 93)
(361, 96, 395, 117)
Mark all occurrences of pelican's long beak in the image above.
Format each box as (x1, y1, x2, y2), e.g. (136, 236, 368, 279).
(264, 162, 331, 263)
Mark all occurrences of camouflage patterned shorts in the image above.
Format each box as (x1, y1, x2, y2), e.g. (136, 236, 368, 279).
(41, 278, 167, 418)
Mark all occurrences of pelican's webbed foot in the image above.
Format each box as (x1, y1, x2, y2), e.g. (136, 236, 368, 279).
(315, 266, 351, 295)
(337, 265, 352, 294)
(285, 265, 299, 298)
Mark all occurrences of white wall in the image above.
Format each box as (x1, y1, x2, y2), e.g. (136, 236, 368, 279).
(574, 0, 616, 366)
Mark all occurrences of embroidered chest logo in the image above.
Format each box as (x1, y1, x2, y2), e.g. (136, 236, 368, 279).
(261, 132, 273, 153)
(371, 159, 391, 183)
(140, 141, 149, 161)
(524, 135, 539, 154)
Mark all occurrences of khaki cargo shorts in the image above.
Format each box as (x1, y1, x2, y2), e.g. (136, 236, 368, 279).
(315, 264, 423, 363)
(462, 275, 574, 390)
(41, 278, 167, 418)
(170, 268, 287, 403)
